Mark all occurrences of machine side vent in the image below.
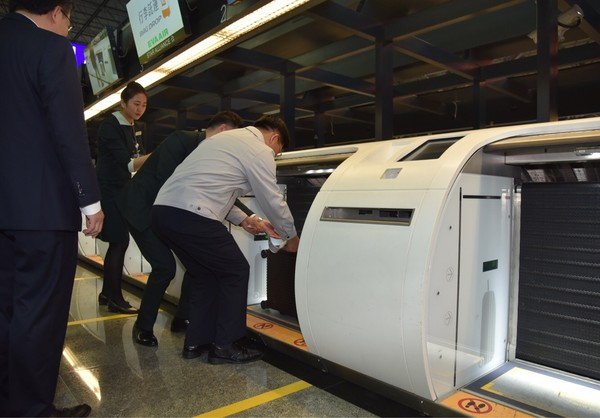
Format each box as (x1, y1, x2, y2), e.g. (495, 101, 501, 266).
(517, 182, 600, 381)
(321, 207, 413, 226)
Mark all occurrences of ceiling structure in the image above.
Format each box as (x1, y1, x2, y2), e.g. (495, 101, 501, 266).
(2, 0, 600, 151)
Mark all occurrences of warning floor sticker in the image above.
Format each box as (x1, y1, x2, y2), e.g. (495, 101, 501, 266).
(246, 314, 309, 352)
(440, 391, 533, 417)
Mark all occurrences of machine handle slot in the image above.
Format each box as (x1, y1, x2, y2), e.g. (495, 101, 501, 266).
(321, 207, 414, 225)
(380, 209, 401, 218)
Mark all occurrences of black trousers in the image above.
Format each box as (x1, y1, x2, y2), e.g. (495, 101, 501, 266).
(0, 230, 77, 417)
(151, 206, 249, 347)
(129, 224, 191, 331)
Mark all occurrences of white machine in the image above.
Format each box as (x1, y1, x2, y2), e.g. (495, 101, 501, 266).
(79, 116, 600, 415)
(288, 116, 600, 408)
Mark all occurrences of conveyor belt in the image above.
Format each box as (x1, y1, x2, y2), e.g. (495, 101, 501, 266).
(246, 308, 537, 418)
(463, 361, 600, 417)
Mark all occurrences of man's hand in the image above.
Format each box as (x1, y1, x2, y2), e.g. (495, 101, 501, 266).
(83, 210, 104, 238)
(259, 219, 280, 238)
(240, 214, 261, 235)
(240, 215, 281, 238)
(282, 235, 300, 253)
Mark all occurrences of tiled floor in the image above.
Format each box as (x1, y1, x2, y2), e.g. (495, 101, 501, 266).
(53, 263, 415, 417)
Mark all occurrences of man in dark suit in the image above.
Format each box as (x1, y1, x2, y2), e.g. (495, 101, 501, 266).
(0, 0, 104, 416)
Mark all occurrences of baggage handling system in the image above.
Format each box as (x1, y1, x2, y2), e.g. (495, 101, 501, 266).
(79, 116, 600, 416)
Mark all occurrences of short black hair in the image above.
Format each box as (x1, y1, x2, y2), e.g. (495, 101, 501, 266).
(121, 82, 147, 103)
(253, 115, 290, 150)
(207, 111, 244, 130)
(10, 0, 74, 14)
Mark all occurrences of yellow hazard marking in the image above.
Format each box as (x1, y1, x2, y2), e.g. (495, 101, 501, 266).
(195, 380, 312, 417)
(68, 314, 136, 326)
(74, 276, 100, 281)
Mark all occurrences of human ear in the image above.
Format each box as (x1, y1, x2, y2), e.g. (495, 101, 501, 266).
(49, 6, 62, 25)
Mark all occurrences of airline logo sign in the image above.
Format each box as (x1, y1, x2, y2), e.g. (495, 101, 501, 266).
(126, 0, 188, 64)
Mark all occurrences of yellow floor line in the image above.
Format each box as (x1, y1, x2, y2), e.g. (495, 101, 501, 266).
(74, 276, 100, 281)
(68, 313, 136, 326)
(195, 380, 312, 417)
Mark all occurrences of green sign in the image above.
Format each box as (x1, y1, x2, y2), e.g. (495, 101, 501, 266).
(483, 259, 498, 272)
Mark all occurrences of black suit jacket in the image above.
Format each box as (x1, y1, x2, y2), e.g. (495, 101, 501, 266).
(95, 113, 144, 197)
(118, 130, 254, 233)
(118, 130, 204, 232)
(0, 13, 100, 231)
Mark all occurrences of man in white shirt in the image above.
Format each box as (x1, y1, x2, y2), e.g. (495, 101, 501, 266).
(152, 115, 299, 364)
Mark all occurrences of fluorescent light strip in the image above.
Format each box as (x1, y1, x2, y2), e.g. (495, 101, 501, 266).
(83, 88, 125, 120)
(84, 0, 311, 121)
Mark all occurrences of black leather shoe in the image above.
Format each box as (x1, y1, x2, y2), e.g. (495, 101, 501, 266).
(50, 403, 91, 417)
(182, 343, 210, 359)
(208, 343, 263, 364)
(170, 317, 189, 333)
(108, 299, 139, 314)
(236, 335, 265, 350)
(98, 292, 109, 305)
(133, 323, 158, 347)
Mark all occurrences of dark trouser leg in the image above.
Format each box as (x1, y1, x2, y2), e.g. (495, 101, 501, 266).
(174, 270, 192, 320)
(184, 262, 218, 346)
(0, 230, 77, 417)
(101, 240, 129, 302)
(0, 232, 11, 416)
(129, 226, 176, 331)
(152, 206, 249, 347)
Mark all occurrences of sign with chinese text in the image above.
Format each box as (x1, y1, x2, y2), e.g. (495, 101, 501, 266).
(126, 0, 189, 64)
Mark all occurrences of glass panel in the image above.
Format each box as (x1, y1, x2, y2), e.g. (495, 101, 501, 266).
(401, 138, 461, 161)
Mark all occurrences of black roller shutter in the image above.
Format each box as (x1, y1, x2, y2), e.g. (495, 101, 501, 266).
(517, 182, 600, 380)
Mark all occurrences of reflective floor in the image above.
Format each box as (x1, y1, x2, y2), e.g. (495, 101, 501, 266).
(53, 263, 413, 417)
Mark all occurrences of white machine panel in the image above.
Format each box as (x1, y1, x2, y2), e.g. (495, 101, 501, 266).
(298, 190, 416, 383)
(426, 188, 460, 398)
(296, 118, 600, 402)
(78, 213, 147, 277)
(230, 223, 268, 305)
(229, 194, 274, 305)
(426, 174, 513, 398)
(455, 174, 512, 387)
